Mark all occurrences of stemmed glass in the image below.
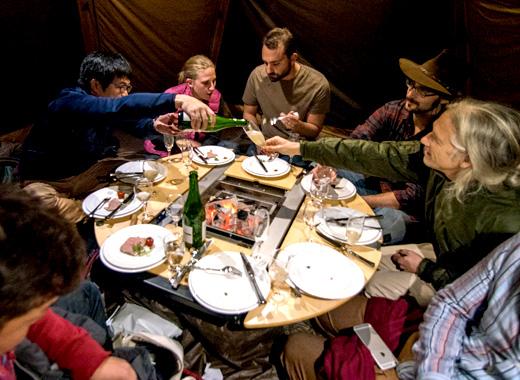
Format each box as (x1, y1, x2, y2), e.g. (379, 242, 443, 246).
(134, 177, 153, 221)
(345, 217, 364, 254)
(287, 132, 300, 167)
(303, 200, 323, 242)
(166, 193, 184, 233)
(181, 142, 193, 179)
(163, 232, 185, 277)
(163, 134, 175, 162)
(252, 209, 270, 262)
(143, 159, 160, 197)
(243, 121, 279, 162)
(268, 256, 292, 304)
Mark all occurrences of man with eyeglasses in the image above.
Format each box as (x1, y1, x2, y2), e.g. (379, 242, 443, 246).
(316, 50, 466, 246)
(20, 51, 215, 199)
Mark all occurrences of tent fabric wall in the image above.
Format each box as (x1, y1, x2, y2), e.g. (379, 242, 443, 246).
(77, 0, 229, 94)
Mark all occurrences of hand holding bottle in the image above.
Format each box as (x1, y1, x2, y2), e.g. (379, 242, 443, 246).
(175, 94, 216, 131)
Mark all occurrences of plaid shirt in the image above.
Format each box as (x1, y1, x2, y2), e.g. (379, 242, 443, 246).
(350, 99, 430, 218)
(405, 233, 520, 380)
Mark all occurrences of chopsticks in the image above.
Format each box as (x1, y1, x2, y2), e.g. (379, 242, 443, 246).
(193, 146, 209, 164)
(253, 151, 268, 172)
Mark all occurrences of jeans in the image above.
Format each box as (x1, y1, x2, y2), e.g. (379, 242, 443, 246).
(337, 169, 411, 245)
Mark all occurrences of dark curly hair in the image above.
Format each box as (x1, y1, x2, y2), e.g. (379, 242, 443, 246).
(0, 185, 86, 328)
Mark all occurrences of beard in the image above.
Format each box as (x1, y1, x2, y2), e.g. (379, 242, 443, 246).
(405, 96, 441, 115)
(268, 65, 292, 82)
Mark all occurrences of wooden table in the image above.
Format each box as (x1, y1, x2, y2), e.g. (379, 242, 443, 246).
(94, 154, 381, 328)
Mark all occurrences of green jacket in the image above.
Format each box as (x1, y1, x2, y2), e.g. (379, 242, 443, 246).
(301, 138, 520, 290)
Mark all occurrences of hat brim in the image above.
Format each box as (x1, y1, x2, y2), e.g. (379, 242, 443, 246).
(399, 58, 452, 96)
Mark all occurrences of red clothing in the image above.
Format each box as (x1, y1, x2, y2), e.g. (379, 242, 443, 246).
(0, 309, 110, 380)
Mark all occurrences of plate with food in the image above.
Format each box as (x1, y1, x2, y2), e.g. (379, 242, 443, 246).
(191, 145, 235, 166)
(114, 160, 168, 184)
(241, 155, 291, 178)
(82, 186, 142, 219)
(100, 224, 173, 272)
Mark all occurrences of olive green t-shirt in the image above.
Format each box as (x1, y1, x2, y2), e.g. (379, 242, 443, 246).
(242, 64, 330, 139)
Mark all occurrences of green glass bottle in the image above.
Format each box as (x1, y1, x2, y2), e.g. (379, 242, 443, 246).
(178, 111, 249, 132)
(183, 170, 206, 250)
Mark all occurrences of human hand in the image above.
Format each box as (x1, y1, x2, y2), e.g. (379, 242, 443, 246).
(391, 249, 423, 274)
(311, 165, 336, 184)
(175, 94, 216, 131)
(264, 136, 301, 157)
(90, 356, 137, 380)
(154, 113, 180, 135)
(280, 111, 300, 130)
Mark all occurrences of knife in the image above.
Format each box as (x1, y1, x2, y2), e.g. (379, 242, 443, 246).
(239, 252, 267, 305)
(193, 147, 209, 164)
(316, 230, 375, 268)
(170, 239, 213, 289)
(109, 171, 143, 177)
(329, 215, 384, 223)
(105, 192, 135, 219)
(252, 151, 268, 173)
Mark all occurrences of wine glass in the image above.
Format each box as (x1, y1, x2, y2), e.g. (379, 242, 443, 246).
(345, 217, 364, 254)
(268, 257, 291, 304)
(252, 209, 270, 262)
(163, 134, 175, 162)
(163, 232, 185, 276)
(303, 200, 323, 242)
(134, 178, 153, 221)
(143, 159, 160, 182)
(181, 143, 193, 179)
(287, 132, 300, 166)
(243, 121, 279, 162)
(166, 193, 184, 232)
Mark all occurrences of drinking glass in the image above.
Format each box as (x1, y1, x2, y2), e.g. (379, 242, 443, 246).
(243, 121, 279, 162)
(287, 132, 300, 166)
(166, 193, 184, 232)
(268, 257, 291, 304)
(310, 165, 334, 201)
(345, 217, 364, 253)
(303, 200, 323, 242)
(134, 178, 153, 221)
(163, 134, 175, 162)
(181, 143, 193, 179)
(252, 208, 270, 261)
(143, 159, 160, 197)
(163, 232, 185, 276)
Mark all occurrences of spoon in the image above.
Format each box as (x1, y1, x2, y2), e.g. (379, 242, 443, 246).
(193, 266, 243, 277)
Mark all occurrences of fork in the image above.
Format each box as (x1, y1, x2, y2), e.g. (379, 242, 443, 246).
(88, 196, 111, 218)
(269, 112, 299, 125)
(193, 265, 243, 277)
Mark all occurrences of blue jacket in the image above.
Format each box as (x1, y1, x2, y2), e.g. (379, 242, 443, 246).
(21, 87, 176, 180)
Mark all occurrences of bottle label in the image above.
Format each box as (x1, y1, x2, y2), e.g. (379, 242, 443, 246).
(201, 220, 206, 241)
(183, 224, 193, 244)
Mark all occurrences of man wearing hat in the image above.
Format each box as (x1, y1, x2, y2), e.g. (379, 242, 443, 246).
(324, 49, 466, 245)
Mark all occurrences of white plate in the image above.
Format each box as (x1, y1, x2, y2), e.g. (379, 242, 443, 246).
(189, 251, 270, 315)
(284, 243, 365, 299)
(100, 225, 172, 271)
(82, 186, 143, 219)
(115, 160, 168, 184)
(316, 207, 382, 245)
(301, 174, 357, 200)
(242, 156, 291, 178)
(191, 145, 235, 166)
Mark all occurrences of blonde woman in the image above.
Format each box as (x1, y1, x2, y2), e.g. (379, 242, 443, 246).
(145, 55, 237, 157)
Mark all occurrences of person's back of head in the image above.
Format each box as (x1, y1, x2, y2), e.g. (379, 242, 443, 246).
(77, 51, 132, 92)
(263, 27, 296, 58)
(447, 98, 520, 198)
(0, 185, 85, 329)
(177, 55, 215, 84)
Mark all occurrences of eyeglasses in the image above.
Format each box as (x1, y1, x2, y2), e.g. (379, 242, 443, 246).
(405, 78, 436, 98)
(113, 83, 132, 94)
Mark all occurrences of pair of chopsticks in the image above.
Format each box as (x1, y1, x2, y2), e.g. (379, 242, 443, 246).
(252, 151, 268, 172)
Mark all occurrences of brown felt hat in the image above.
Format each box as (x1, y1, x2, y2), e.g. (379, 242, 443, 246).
(399, 49, 464, 96)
